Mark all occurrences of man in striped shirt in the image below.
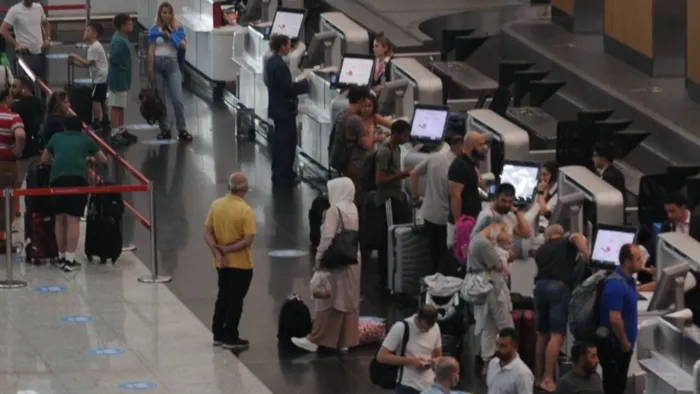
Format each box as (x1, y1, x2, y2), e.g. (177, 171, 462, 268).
(0, 88, 25, 236)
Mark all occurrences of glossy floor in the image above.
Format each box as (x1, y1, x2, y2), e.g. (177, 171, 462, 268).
(2, 55, 488, 393)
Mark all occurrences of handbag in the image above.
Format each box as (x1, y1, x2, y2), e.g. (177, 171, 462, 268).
(321, 207, 359, 269)
(460, 271, 493, 305)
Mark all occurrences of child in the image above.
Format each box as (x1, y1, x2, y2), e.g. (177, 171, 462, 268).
(68, 22, 108, 130)
(495, 231, 512, 277)
(106, 13, 137, 146)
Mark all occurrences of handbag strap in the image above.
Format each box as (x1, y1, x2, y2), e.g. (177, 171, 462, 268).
(397, 320, 410, 384)
(336, 207, 346, 230)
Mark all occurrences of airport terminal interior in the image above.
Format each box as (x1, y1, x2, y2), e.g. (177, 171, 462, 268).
(2, 0, 700, 393)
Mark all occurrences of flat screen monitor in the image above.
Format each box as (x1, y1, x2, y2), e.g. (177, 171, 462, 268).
(410, 104, 449, 142)
(336, 54, 374, 87)
(269, 8, 305, 40)
(648, 263, 691, 311)
(591, 224, 638, 267)
(499, 160, 539, 206)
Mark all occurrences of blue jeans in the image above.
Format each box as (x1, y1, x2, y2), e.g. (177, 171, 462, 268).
(534, 279, 570, 334)
(154, 56, 186, 132)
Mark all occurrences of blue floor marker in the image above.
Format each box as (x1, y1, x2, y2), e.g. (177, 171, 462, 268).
(34, 285, 67, 293)
(61, 315, 97, 323)
(119, 381, 157, 390)
(268, 249, 308, 258)
(142, 139, 178, 145)
(89, 347, 125, 356)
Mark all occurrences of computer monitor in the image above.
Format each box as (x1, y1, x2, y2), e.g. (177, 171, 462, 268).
(410, 104, 449, 143)
(268, 8, 305, 40)
(648, 262, 691, 312)
(499, 160, 539, 206)
(590, 224, 638, 267)
(299, 30, 337, 69)
(334, 54, 375, 88)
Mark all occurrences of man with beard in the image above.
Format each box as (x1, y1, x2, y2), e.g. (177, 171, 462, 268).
(447, 131, 488, 246)
(486, 327, 534, 394)
(555, 342, 603, 394)
(475, 182, 532, 239)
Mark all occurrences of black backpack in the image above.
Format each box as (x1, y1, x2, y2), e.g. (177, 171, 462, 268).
(277, 294, 312, 346)
(369, 320, 410, 389)
(328, 121, 347, 172)
(363, 146, 394, 192)
(138, 88, 167, 125)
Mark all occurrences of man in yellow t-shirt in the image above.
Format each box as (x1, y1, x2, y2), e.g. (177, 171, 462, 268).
(204, 172, 256, 350)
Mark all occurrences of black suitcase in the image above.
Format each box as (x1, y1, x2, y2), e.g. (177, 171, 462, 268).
(84, 185, 124, 264)
(236, 104, 256, 142)
(65, 62, 93, 126)
(24, 163, 52, 240)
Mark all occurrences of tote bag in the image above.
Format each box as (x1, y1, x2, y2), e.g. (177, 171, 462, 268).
(321, 207, 359, 269)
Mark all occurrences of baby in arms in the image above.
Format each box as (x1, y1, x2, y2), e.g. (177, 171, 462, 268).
(495, 231, 513, 277)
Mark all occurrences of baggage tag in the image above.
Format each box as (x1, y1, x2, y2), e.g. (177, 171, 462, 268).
(415, 212, 424, 226)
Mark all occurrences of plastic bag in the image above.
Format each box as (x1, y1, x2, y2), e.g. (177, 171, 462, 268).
(310, 271, 332, 299)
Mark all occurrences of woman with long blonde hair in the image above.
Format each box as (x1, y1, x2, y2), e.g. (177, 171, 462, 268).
(147, 2, 192, 142)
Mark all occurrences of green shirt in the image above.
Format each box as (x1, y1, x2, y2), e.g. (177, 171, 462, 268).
(107, 32, 132, 92)
(46, 131, 98, 182)
(375, 142, 403, 205)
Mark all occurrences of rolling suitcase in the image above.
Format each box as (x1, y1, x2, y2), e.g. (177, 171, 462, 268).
(84, 184, 124, 264)
(512, 309, 536, 369)
(386, 196, 432, 296)
(24, 163, 58, 264)
(65, 62, 93, 126)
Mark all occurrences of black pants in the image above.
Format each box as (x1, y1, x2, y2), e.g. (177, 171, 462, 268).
(212, 267, 253, 343)
(377, 197, 411, 289)
(597, 339, 633, 394)
(394, 385, 420, 394)
(271, 117, 297, 182)
(424, 220, 447, 274)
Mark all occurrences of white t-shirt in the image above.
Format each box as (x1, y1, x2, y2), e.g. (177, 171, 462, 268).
(87, 41, 108, 83)
(476, 206, 518, 235)
(380, 316, 442, 391)
(5, 2, 46, 55)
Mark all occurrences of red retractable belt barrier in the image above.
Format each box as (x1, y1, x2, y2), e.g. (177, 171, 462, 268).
(15, 57, 153, 231)
(0, 4, 86, 12)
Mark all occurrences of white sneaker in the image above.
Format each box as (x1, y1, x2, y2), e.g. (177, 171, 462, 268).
(291, 337, 318, 352)
(340, 347, 349, 352)
(11, 219, 20, 233)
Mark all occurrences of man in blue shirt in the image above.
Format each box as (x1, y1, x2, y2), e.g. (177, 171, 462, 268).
(106, 13, 137, 146)
(597, 243, 642, 394)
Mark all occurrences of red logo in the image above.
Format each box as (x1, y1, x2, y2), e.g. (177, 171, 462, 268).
(602, 246, 611, 253)
(347, 70, 353, 76)
(279, 24, 286, 28)
(419, 123, 427, 129)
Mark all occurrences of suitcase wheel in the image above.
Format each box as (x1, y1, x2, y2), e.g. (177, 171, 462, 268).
(86, 254, 93, 262)
(99, 257, 107, 264)
(111, 256, 119, 264)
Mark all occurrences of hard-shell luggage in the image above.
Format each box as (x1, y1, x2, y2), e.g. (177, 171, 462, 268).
(308, 194, 330, 249)
(24, 163, 52, 239)
(25, 213, 58, 264)
(236, 104, 257, 142)
(84, 186, 124, 264)
(386, 198, 432, 296)
(66, 62, 93, 126)
(513, 309, 536, 369)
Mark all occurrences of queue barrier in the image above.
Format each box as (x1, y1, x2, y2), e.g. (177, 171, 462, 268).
(0, 57, 171, 290)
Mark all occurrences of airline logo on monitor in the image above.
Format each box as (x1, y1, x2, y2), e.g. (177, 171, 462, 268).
(419, 123, 427, 129)
(602, 246, 611, 253)
(278, 23, 286, 29)
(346, 70, 353, 76)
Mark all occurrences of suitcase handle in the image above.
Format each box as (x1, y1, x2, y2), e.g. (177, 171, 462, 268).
(384, 191, 420, 230)
(67, 58, 74, 86)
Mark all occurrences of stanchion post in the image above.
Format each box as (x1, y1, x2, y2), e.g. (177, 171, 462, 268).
(138, 182, 171, 284)
(113, 158, 137, 253)
(85, 0, 91, 24)
(0, 187, 26, 289)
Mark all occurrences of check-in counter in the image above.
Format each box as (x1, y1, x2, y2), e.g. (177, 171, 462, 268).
(603, 0, 685, 77)
(551, 0, 603, 33)
(686, 0, 700, 102)
(298, 70, 340, 169)
(171, 0, 238, 83)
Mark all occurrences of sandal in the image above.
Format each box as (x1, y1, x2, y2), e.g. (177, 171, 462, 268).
(178, 130, 193, 142)
(157, 130, 172, 140)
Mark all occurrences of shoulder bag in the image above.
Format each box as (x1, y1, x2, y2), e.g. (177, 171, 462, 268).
(321, 207, 359, 269)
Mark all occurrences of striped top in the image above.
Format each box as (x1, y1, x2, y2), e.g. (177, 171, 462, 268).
(0, 107, 24, 161)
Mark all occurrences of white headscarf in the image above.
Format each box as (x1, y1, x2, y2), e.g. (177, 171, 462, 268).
(326, 177, 358, 221)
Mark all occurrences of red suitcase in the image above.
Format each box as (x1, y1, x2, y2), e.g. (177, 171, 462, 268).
(512, 309, 536, 369)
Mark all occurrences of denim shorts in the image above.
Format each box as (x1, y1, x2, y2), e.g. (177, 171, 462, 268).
(534, 279, 570, 334)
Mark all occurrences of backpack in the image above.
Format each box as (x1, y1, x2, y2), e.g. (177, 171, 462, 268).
(138, 88, 166, 125)
(369, 320, 410, 389)
(363, 146, 394, 192)
(452, 215, 477, 264)
(569, 270, 628, 342)
(277, 294, 312, 346)
(328, 122, 348, 171)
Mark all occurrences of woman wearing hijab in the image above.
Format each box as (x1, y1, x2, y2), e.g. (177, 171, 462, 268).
(292, 177, 361, 352)
(467, 215, 515, 370)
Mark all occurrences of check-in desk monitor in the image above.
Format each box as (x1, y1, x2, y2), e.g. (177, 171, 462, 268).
(299, 30, 337, 69)
(332, 54, 374, 88)
(590, 224, 637, 267)
(410, 104, 449, 143)
(267, 8, 305, 40)
(500, 160, 539, 206)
